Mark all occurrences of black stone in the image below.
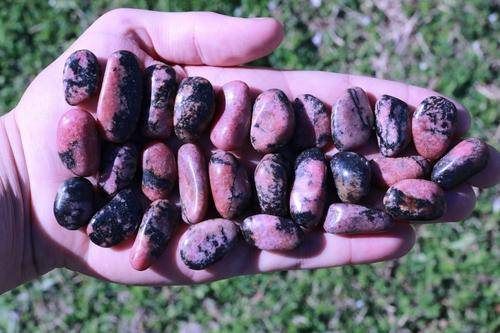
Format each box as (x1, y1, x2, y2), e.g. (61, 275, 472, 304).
(63, 49, 100, 105)
(54, 177, 95, 230)
(330, 151, 371, 203)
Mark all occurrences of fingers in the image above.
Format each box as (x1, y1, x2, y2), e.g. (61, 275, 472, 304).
(435, 183, 476, 223)
(467, 144, 500, 188)
(91, 9, 284, 66)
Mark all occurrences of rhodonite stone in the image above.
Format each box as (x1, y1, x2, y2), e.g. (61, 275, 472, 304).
(324, 203, 394, 234)
(331, 87, 374, 151)
(254, 153, 289, 216)
(374, 95, 411, 157)
(241, 214, 303, 251)
(371, 155, 431, 188)
(98, 143, 138, 196)
(174, 77, 215, 142)
(63, 49, 100, 105)
(292, 94, 331, 150)
(330, 151, 371, 203)
(54, 177, 95, 230)
(412, 96, 458, 160)
(431, 138, 489, 189)
(179, 219, 239, 270)
(383, 179, 446, 221)
(141, 142, 177, 201)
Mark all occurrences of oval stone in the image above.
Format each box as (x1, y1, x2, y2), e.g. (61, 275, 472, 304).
(250, 89, 295, 153)
(383, 179, 446, 220)
(179, 218, 239, 270)
(291, 94, 331, 150)
(98, 143, 138, 196)
(412, 96, 458, 160)
(254, 153, 289, 216)
(63, 49, 100, 105)
(130, 199, 179, 271)
(290, 148, 327, 229)
(54, 177, 95, 230)
(375, 95, 411, 157)
(178, 143, 209, 224)
(57, 108, 100, 177)
(174, 77, 215, 142)
(331, 87, 374, 151)
(324, 203, 394, 234)
(87, 188, 143, 247)
(241, 214, 303, 251)
(431, 138, 489, 189)
(142, 142, 177, 201)
(330, 151, 371, 203)
(141, 64, 176, 139)
(210, 80, 252, 151)
(97, 50, 142, 143)
(209, 150, 251, 219)
(371, 155, 430, 188)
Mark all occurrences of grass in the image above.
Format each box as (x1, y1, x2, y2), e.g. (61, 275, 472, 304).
(0, 0, 498, 332)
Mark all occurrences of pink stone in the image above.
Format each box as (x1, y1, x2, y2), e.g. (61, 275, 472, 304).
(98, 143, 138, 196)
(324, 203, 394, 234)
(292, 94, 331, 150)
(254, 153, 289, 216)
(210, 80, 252, 151)
(374, 95, 411, 157)
(63, 49, 100, 105)
(241, 214, 303, 251)
(142, 142, 177, 201)
(250, 89, 295, 153)
(178, 143, 209, 224)
(57, 108, 100, 176)
(371, 155, 431, 188)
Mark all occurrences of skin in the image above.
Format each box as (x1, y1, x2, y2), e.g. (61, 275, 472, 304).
(0, 9, 499, 294)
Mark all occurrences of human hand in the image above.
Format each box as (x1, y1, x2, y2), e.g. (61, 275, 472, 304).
(2, 9, 498, 291)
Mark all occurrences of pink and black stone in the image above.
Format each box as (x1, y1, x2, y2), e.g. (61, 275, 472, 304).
(241, 214, 303, 251)
(374, 95, 411, 157)
(431, 138, 489, 189)
(324, 203, 394, 234)
(63, 49, 100, 105)
(54, 177, 95, 230)
(254, 153, 290, 216)
(330, 151, 371, 203)
(87, 188, 143, 247)
(141, 142, 177, 201)
(98, 143, 138, 196)
(292, 94, 331, 150)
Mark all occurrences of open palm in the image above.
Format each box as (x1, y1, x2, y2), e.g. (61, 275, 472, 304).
(9, 9, 499, 286)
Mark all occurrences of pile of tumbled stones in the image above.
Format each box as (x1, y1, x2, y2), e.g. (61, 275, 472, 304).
(54, 49, 489, 271)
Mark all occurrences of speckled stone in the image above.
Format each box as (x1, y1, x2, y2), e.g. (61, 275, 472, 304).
(371, 155, 431, 188)
(210, 81, 252, 151)
(290, 148, 327, 229)
(179, 218, 239, 270)
(142, 142, 177, 201)
(412, 96, 458, 160)
(141, 64, 176, 139)
(324, 203, 394, 234)
(254, 153, 289, 216)
(250, 89, 295, 153)
(57, 108, 100, 177)
(241, 214, 303, 251)
(330, 151, 371, 203)
(292, 94, 331, 150)
(209, 150, 251, 219)
(87, 188, 143, 247)
(178, 143, 209, 224)
(431, 138, 489, 189)
(97, 50, 142, 143)
(375, 95, 411, 157)
(383, 179, 446, 220)
(174, 77, 215, 142)
(98, 143, 138, 196)
(54, 177, 95, 230)
(130, 199, 179, 271)
(331, 87, 374, 151)
(63, 49, 99, 105)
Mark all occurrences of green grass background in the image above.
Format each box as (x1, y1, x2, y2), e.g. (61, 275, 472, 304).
(0, 0, 498, 332)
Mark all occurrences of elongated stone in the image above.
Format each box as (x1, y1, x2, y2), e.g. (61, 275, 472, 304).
(330, 151, 371, 203)
(54, 177, 95, 230)
(241, 214, 303, 251)
(250, 89, 295, 153)
(142, 142, 177, 201)
(371, 155, 430, 188)
(63, 49, 100, 105)
(87, 188, 143, 247)
(383, 179, 446, 220)
(98, 143, 138, 196)
(290, 148, 327, 229)
(324, 203, 393, 234)
(174, 77, 215, 142)
(375, 95, 411, 157)
(179, 218, 239, 270)
(141, 64, 176, 139)
(254, 153, 289, 216)
(292, 94, 331, 150)
(331, 87, 374, 151)
(130, 199, 179, 271)
(178, 143, 209, 224)
(431, 138, 489, 189)
(412, 96, 458, 160)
